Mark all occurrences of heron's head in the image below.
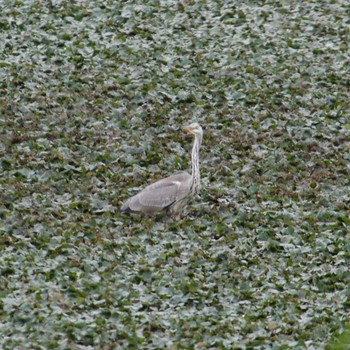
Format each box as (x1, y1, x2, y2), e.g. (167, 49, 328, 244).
(182, 122, 203, 136)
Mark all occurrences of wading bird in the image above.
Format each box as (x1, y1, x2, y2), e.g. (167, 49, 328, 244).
(120, 122, 203, 218)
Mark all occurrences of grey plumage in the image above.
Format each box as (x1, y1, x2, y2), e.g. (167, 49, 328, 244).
(120, 172, 192, 215)
(120, 123, 203, 218)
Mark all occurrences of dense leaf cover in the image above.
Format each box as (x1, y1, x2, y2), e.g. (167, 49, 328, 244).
(0, 0, 349, 349)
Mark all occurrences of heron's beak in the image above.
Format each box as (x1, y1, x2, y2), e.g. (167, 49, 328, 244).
(182, 125, 193, 133)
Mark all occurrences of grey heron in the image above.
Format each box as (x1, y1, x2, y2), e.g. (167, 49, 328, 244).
(120, 122, 203, 218)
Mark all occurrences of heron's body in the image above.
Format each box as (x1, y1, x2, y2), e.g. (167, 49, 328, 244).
(120, 122, 203, 218)
(121, 171, 192, 216)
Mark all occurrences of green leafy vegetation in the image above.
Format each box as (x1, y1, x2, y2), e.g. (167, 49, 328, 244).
(327, 324, 350, 350)
(1, 0, 349, 349)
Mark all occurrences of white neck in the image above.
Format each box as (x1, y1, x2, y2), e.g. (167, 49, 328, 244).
(191, 133, 202, 194)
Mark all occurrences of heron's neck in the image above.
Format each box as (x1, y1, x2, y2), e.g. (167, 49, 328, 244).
(191, 134, 201, 193)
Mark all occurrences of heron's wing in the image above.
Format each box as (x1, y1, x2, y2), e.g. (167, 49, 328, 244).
(145, 172, 192, 192)
(122, 172, 192, 214)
